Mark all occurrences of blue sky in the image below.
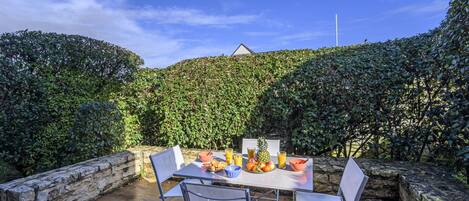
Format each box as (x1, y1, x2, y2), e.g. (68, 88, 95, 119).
(0, 0, 449, 68)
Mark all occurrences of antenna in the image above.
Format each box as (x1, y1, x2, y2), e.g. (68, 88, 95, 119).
(335, 14, 339, 47)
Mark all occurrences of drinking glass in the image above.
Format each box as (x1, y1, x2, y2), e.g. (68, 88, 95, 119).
(225, 148, 233, 165)
(234, 153, 243, 167)
(247, 147, 256, 160)
(278, 151, 287, 169)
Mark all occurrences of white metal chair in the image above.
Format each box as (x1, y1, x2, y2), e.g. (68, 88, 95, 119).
(150, 145, 211, 201)
(295, 158, 368, 201)
(180, 182, 251, 201)
(241, 138, 280, 156)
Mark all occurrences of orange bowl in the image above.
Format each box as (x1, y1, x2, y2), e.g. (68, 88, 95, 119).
(198, 151, 213, 162)
(289, 159, 307, 172)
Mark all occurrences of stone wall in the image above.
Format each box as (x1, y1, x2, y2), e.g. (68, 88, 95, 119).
(132, 146, 469, 201)
(1, 146, 468, 201)
(313, 158, 468, 201)
(0, 152, 140, 201)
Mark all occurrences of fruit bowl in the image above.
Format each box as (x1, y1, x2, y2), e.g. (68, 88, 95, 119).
(244, 137, 277, 173)
(198, 151, 213, 162)
(245, 160, 276, 174)
(289, 159, 308, 172)
(202, 160, 226, 172)
(225, 165, 241, 178)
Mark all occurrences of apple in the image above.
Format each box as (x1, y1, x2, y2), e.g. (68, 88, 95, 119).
(266, 161, 275, 169)
(246, 162, 256, 171)
(259, 163, 266, 169)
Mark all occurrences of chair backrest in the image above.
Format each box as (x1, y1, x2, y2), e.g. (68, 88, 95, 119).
(338, 158, 369, 201)
(149, 145, 185, 183)
(241, 138, 280, 156)
(180, 182, 250, 201)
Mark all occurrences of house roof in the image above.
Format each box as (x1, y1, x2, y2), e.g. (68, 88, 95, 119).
(231, 43, 254, 56)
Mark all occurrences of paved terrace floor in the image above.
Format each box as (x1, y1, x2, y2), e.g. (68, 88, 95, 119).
(97, 178, 293, 201)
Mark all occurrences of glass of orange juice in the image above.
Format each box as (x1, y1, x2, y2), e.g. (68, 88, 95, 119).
(225, 148, 233, 165)
(234, 153, 243, 167)
(278, 151, 287, 169)
(247, 147, 256, 160)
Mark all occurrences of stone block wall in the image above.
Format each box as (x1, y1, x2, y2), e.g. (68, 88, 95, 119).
(133, 146, 469, 201)
(0, 152, 140, 201)
(1, 146, 468, 201)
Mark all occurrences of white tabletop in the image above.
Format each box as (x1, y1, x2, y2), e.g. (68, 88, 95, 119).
(173, 152, 313, 191)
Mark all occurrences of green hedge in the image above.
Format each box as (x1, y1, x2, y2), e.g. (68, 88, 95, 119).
(433, 0, 468, 169)
(0, 0, 466, 180)
(0, 31, 143, 175)
(111, 68, 166, 146)
(67, 101, 125, 163)
(247, 33, 444, 160)
(147, 50, 317, 149)
(122, 0, 467, 166)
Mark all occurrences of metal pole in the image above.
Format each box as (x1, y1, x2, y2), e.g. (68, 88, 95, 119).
(335, 14, 339, 47)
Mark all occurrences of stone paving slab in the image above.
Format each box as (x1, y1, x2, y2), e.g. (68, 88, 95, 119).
(97, 178, 293, 201)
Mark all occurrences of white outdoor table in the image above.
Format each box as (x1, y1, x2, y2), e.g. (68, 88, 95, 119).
(173, 152, 313, 196)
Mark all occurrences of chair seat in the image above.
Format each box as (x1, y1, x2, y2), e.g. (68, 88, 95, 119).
(295, 191, 341, 201)
(163, 179, 212, 198)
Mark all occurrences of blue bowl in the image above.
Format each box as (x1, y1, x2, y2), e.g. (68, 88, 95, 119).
(225, 165, 241, 178)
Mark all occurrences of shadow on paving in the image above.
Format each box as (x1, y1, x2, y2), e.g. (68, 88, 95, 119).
(97, 178, 293, 201)
(97, 178, 180, 201)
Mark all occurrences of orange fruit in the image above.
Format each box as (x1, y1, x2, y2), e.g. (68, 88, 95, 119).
(262, 165, 273, 172)
(266, 161, 275, 169)
(259, 162, 266, 169)
(246, 162, 255, 171)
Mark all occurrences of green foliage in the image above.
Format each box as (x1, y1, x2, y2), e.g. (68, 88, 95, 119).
(67, 101, 125, 163)
(0, 0, 467, 182)
(432, 0, 469, 164)
(0, 160, 22, 183)
(150, 50, 316, 149)
(111, 68, 165, 146)
(0, 31, 143, 175)
(247, 33, 454, 161)
(0, 53, 50, 174)
(124, 0, 467, 169)
(247, 42, 407, 155)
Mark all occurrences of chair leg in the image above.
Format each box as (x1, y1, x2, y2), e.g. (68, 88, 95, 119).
(275, 189, 279, 201)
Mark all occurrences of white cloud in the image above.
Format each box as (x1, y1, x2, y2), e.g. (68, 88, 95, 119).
(387, 0, 449, 15)
(276, 31, 328, 43)
(345, 1, 449, 26)
(244, 31, 279, 37)
(0, 0, 256, 67)
(132, 8, 259, 26)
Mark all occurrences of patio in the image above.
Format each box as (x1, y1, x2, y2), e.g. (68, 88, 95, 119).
(1, 146, 468, 201)
(97, 179, 292, 201)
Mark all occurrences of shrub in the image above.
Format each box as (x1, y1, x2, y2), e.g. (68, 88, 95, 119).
(247, 34, 445, 159)
(129, 0, 467, 168)
(0, 160, 22, 183)
(67, 101, 125, 163)
(111, 68, 166, 147)
(432, 0, 469, 172)
(0, 54, 48, 174)
(0, 31, 142, 174)
(0, 0, 467, 181)
(146, 50, 316, 149)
